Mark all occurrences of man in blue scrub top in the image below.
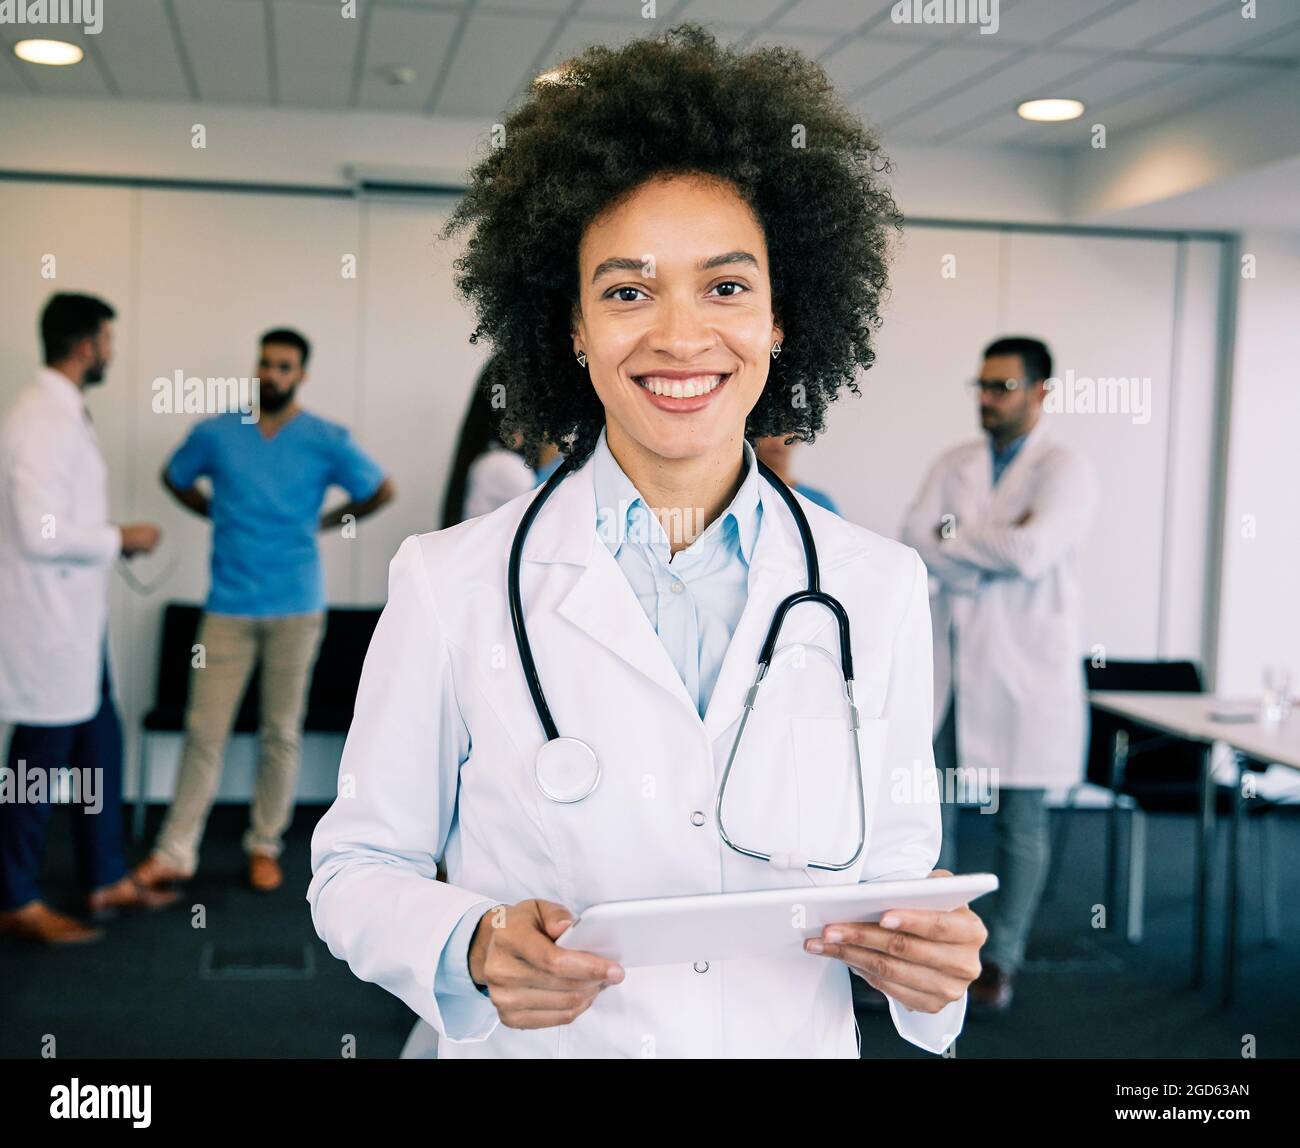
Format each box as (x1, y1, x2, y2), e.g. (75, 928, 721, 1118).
(134, 329, 394, 894)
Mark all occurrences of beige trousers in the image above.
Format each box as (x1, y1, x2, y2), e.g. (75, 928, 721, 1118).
(153, 611, 326, 873)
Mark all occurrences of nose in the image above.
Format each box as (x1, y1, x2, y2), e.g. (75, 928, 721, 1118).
(645, 294, 717, 361)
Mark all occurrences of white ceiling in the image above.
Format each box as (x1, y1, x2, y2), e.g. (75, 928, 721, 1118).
(1, 0, 1297, 150)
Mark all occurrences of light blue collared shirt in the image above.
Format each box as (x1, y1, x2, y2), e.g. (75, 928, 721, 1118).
(990, 431, 1028, 486)
(591, 425, 762, 720)
(433, 425, 764, 1008)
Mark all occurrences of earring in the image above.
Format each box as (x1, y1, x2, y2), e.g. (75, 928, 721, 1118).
(576, 351, 588, 368)
(770, 340, 782, 360)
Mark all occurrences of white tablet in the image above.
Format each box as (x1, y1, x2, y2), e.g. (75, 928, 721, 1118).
(554, 873, 998, 969)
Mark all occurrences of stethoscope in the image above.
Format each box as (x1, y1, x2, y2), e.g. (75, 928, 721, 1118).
(506, 447, 867, 873)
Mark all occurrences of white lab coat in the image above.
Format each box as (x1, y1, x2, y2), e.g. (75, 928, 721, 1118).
(900, 422, 1099, 789)
(308, 447, 966, 1058)
(0, 369, 120, 725)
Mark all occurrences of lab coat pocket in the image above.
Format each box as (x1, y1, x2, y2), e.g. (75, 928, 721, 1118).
(789, 715, 888, 883)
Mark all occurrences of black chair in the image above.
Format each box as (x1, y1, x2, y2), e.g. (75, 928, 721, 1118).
(133, 603, 382, 840)
(1086, 658, 1281, 945)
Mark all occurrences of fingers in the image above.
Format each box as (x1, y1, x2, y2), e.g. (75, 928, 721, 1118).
(509, 915, 623, 986)
(490, 982, 606, 1028)
(484, 900, 625, 1030)
(847, 904, 988, 946)
(535, 899, 577, 940)
(811, 917, 983, 981)
(812, 934, 970, 1005)
(858, 970, 955, 1015)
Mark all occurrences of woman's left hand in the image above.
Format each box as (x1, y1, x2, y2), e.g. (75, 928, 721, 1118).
(803, 869, 987, 1013)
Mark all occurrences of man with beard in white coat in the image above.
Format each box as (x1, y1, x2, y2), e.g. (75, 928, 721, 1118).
(901, 336, 1098, 1014)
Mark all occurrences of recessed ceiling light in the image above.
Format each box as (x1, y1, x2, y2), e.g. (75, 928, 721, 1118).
(1017, 98, 1085, 122)
(14, 39, 84, 67)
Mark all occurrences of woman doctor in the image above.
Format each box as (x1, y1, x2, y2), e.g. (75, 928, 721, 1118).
(308, 23, 986, 1059)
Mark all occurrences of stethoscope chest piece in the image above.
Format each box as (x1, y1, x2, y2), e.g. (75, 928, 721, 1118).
(534, 737, 601, 803)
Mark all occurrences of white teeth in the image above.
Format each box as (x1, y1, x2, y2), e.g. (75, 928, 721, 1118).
(638, 374, 725, 398)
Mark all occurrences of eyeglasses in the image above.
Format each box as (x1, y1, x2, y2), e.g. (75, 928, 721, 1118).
(966, 378, 1033, 395)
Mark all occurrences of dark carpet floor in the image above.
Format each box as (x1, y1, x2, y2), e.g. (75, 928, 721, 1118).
(2, 802, 1296, 1059)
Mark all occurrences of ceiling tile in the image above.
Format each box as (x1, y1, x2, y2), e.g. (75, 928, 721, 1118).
(91, 0, 190, 101)
(173, 0, 270, 104)
(538, 16, 655, 70)
(820, 35, 926, 94)
(1155, 4, 1300, 56)
(967, 0, 1112, 46)
(1057, 0, 1223, 51)
(358, 5, 460, 112)
(274, 0, 362, 108)
(1088, 62, 1265, 132)
(482, 1, 568, 12)
(860, 42, 1020, 125)
(680, 0, 792, 21)
(1239, 22, 1300, 59)
(435, 10, 562, 117)
(775, 0, 892, 33)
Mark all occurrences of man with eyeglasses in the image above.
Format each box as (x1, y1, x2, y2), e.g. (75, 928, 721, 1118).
(901, 336, 1098, 1015)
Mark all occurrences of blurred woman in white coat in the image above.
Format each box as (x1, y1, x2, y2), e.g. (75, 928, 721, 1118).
(441, 359, 563, 528)
(309, 23, 986, 1059)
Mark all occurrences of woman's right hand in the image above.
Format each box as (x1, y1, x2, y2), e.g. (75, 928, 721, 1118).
(468, 899, 624, 1029)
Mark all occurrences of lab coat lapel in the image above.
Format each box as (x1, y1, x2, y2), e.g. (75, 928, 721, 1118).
(702, 477, 835, 745)
(523, 455, 700, 721)
(988, 421, 1049, 512)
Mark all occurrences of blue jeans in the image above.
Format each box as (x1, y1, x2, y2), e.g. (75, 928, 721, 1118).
(934, 698, 1050, 973)
(0, 661, 128, 910)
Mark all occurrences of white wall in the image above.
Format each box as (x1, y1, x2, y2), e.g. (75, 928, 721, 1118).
(1215, 230, 1300, 698)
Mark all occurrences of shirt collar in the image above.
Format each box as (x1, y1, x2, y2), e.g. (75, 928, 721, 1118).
(37, 366, 88, 418)
(591, 424, 761, 564)
(989, 429, 1030, 461)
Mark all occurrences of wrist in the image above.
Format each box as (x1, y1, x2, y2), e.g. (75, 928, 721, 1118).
(467, 907, 497, 988)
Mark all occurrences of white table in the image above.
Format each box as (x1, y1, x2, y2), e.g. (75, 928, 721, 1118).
(1089, 691, 1300, 1006)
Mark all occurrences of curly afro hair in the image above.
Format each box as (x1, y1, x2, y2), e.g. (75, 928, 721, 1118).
(441, 21, 902, 468)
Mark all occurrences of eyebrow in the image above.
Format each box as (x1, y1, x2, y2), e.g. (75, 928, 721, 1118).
(590, 250, 760, 284)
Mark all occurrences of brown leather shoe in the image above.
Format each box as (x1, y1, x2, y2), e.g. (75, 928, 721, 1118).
(0, 901, 105, 945)
(969, 961, 1015, 1016)
(130, 855, 192, 890)
(87, 876, 183, 921)
(248, 854, 283, 893)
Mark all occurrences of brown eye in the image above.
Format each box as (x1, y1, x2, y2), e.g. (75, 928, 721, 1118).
(710, 281, 749, 298)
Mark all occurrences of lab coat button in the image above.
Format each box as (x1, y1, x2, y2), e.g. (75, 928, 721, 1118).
(689, 810, 706, 827)
(694, 961, 709, 974)
(670, 580, 684, 594)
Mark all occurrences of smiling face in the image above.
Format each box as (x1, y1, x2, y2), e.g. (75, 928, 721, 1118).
(571, 173, 783, 467)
